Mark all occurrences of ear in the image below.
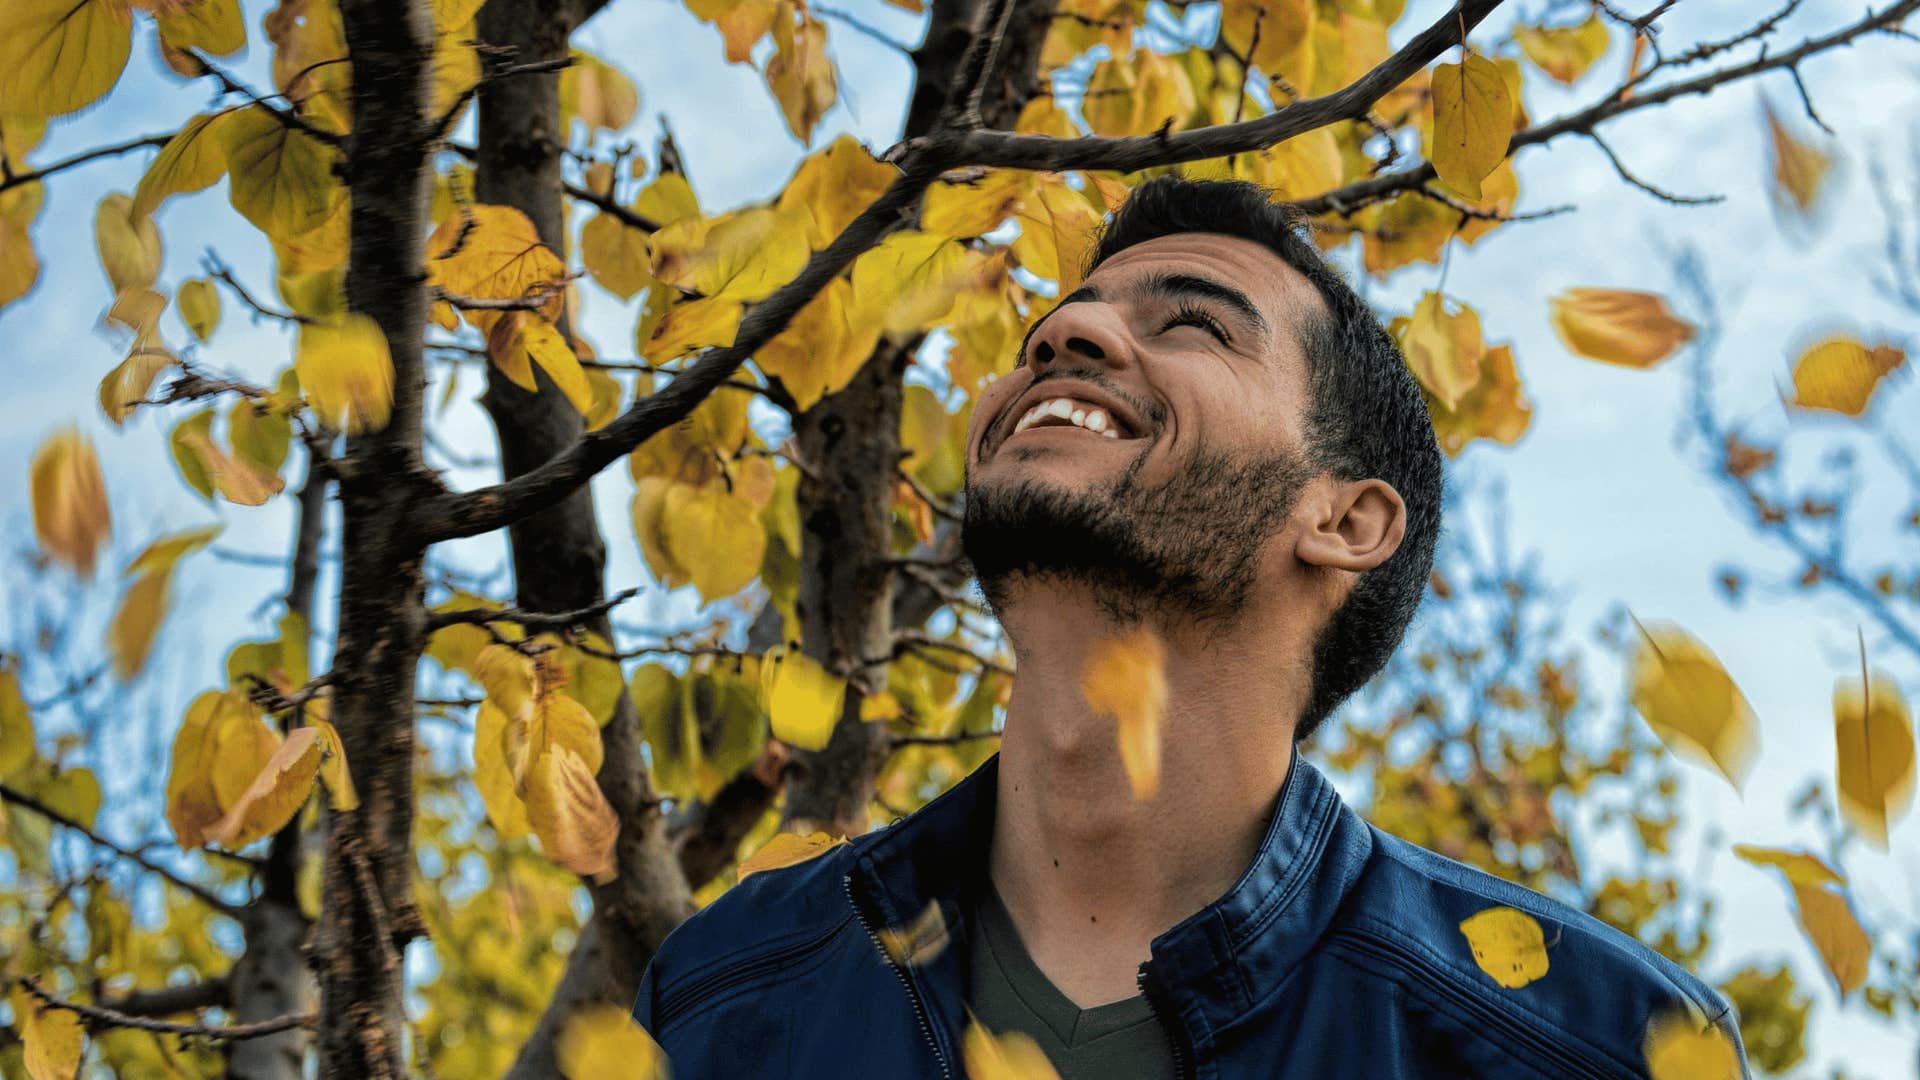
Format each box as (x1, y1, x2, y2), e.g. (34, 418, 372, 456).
(1294, 478, 1406, 573)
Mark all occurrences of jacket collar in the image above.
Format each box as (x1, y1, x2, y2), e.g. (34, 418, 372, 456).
(845, 750, 1373, 1057)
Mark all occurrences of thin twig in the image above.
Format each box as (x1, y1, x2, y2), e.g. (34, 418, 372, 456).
(0, 784, 241, 916)
(15, 976, 311, 1041)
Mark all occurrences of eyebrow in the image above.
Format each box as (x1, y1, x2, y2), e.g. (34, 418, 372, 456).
(1013, 272, 1271, 365)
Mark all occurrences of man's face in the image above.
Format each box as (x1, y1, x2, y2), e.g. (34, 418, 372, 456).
(961, 231, 1330, 624)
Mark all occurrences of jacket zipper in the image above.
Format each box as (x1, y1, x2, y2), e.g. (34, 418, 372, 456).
(651, 919, 848, 1033)
(1337, 930, 1623, 1080)
(1137, 960, 1195, 1080)
(845, 874, 954, 1080)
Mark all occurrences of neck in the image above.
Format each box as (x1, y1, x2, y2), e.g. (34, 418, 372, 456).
(985, 581, 1308, 1006)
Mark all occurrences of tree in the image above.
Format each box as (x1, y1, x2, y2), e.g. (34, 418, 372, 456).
(1, 0, 1914, 1076)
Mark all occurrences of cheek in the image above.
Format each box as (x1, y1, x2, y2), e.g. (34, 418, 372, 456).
(967, 375, 1028, 455)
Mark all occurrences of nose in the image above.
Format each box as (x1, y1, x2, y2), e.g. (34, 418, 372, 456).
(1027, 300, 1130, 371)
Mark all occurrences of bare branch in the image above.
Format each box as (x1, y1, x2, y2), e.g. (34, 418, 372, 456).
(0, 134, 172, 195)
(1586, 133, 1723, 205)
(103, 978, 232, 1019)
(423, 586, 640, 633)
(207, 253, 311, 325)
(15, 975, 311, 1041)
(434, 55, 577, 142)
(0, 784, 241, 917)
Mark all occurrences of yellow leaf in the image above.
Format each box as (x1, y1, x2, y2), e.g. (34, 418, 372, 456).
(1514, 16, 1610, 85)
(427, 203, 568, 321)
(766, 2, 836, 142)
(178, 277, 220, 341)
(777, 134, 896, 248)
(737, 829, 848, 880)
(126, 521, 222, 579)
(850, 230, 976, 337)
(1457, 905, 1551, 989)
(635, 171, 702, 225)
(1011, 181, 1102, 292)
(876, 899, 951, 967)
(1731, 844, 1845, 889)
(0, 216, 38, 308)
(962, 1017, 1061, 1080)
(220, 105, 345, 241)
(0, 667, 34, 780)
(631, 477, 690, 589)
(486, 311, 595, 415)
(474, 700, 532, 838)
(265, 0, 349, 114)
(132, 111, 236, 218)
(9, 986, 85, 1080)
(1395, 291, 1485, 412)
(1549, 287, 1694, 369)
(158, 0, 247, 56)
(560, 49, 640, 134)
(204, 725, 325, 848)
(578, 212, 652, 300)
(507, 681, 605, 785)
(1356, 191, 1455, 278)
(169, 408, 217, 498)
(30, 427, 111, 577)
(296, 315, 396, 434)
(765, 649, 845, 751)
(687, 0, 779, 64)
(1833, 668, 1915, 849)
(640, 295, 743, 364)
(1788, 337, 1905, 416)
(429, 19, 479, 125)
(557, 1004, 668, 1080)
(105, 286, 168, 342)
(1789, 882, 1872, 995)
(311, 717, 356, 810)
(34, 766, 101, 829)
(1764, 101, 1831, 215)
(94, 192, 162, 295)
(584, 365, 622, 431)
(229, 395, 292, 476)
(177, 425, 286, 505)
(756, 277, 877, 410)
(1628, 620, 1759, 791)
(1426, 341, 1530, 455)
(166, 689, 241, 845)
(660, 482, 769, 602)
(1219, 0, 1313, 75)
(651, 205, 810, 303)
(1429, 54, 1510, 200)
(0, 0, 132, 117)
(923, 169, 1035, 240)
(1644, 1008, 1741, 1080)
(524, 745, 619, 881)
(1082, 50, 1196, 137)
(1080, 629, 1166, 800)
(628, 388, 750, 486)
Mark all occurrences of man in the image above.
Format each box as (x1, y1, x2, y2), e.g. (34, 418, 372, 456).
(632, 177, 1748, 1078)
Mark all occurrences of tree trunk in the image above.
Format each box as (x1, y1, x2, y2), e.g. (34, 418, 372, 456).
(473, 5, 695, 1077)
(316, 3, 438, 1075)
(778, 0, 1056, 835)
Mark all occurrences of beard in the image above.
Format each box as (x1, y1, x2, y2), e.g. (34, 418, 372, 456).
(961, 436, 1314, 627)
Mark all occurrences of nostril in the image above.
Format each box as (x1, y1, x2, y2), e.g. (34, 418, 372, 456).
(1066, 336, 1104, 361)
(1033, 340, 1055, 365)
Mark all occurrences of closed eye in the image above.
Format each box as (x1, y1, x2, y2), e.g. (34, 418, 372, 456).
(1158, 304, 1230, 345)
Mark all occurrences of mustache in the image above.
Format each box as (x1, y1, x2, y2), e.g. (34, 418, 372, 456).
(982, 367, 1165, 451)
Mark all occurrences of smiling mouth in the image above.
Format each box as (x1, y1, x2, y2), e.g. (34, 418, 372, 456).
(1006, 395, 1137, 442)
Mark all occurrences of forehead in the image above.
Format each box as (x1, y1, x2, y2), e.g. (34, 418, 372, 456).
(1085, 231, 1325, 330)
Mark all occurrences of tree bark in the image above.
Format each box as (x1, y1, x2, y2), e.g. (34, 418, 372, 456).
(316, 3, 439, 1076)
(473, 4, 695, 1077)
(778, 0, 1055, 836)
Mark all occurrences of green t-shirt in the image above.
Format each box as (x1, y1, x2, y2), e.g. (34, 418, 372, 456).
(964, 882, 1177, 1080)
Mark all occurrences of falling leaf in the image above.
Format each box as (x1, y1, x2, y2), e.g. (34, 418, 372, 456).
(524, 745, 620, 881)
(962, 1016, 1061, 1080)
(1628, 620, 1759, 791)
(0, 0, 133, 117)
(9, 986, 85, 1080)
(1788, 337, 1904, 416)
(738, 829, 849, 880)
(1788, 881, 1871, 995)
(1644, 1008, 1741, 1080)
(219, 105, 345, 241)
(94, 192, 162, 295)
(1731, 844, 1844, 889)
(1429, 54, 1510, 200)
(176, 425, 286, 506)
(560, 49, 640, 134)
(557, 1004, 669, 1080)
(1514, 16, 1610, 85)
(1764, 101, 1831, 215)
(0, 668, 34, 780)
(109, 523, 221, 679)
(30, 427, 112, 577)
(297, 315, 396, 434)
(877, 900, 951, 967)
(765, 2, 836, 142)
(1080, 629, 1167, 800)
(179, 277, 220, 341)
(765, 648, 846, 752)
(1458, 905, 1551, 989)
(1550, 287, 1695, 368)
(1832, 667, 1915, 849)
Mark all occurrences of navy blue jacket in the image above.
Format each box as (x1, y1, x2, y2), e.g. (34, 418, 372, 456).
(633, 753, 1748, 1078)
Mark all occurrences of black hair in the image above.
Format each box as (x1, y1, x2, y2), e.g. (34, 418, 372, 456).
(1087, 175, 1444, 742)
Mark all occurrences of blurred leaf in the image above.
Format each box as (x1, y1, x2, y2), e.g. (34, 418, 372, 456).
(296, 314, 396, 434)
(1832, 667, 1914, 849)
(1080, 628, 1166, 800)
(1788, 337, 1904, 416)
(962, 1017, 1060, 1080)
(220, 105, 345, 241)
(1550, 287, 1694, 369)
(30, 427, 112, 577)
(560, 49, 639, 134)
(93, 192, 162, 294)
(179, 277, 220, 341)
(1764, 101, 1830, 215)
(765, 2, 835, 142)
(737, 829, 847, 879)
(1457, 905, 1550, 989)
(764, 649, 844, 752)
(1628, 620, 1759, 791)
(9, 985, 85, 1080)
(557, 1004, 668, 1080)
(1513, 16, 1609, 84)
(1643, 1007, 1740, 1080)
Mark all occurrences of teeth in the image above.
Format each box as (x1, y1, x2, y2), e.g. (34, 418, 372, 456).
(1010, 397, 1127, 438)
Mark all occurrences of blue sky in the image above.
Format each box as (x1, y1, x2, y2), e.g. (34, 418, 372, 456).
(0, 0, 1915, 1070)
